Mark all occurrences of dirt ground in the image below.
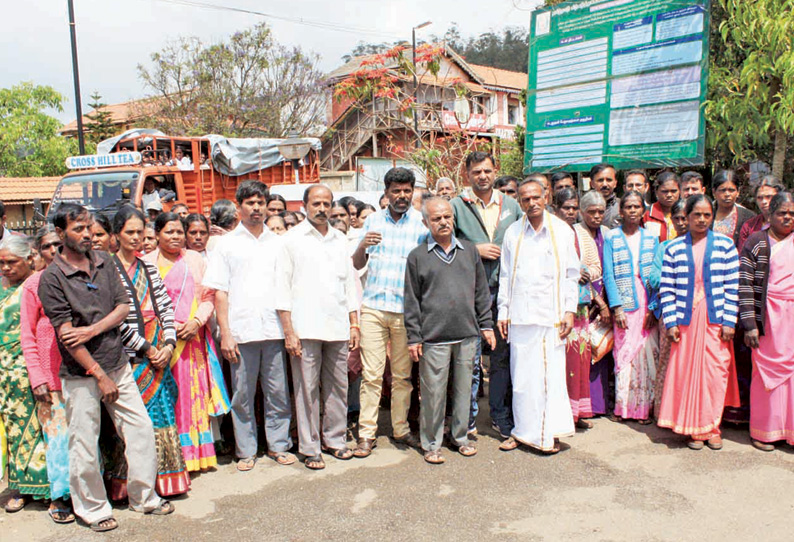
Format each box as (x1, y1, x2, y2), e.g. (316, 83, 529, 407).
(2, 404, 793, 542)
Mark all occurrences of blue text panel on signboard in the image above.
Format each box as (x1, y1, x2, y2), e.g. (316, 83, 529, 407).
(525, 0, 709, 173)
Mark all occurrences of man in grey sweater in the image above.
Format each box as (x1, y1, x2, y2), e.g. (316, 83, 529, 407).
(404, 198, 495, 464)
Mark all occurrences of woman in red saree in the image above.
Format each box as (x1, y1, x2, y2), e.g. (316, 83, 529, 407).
(144, 213, 229, 471)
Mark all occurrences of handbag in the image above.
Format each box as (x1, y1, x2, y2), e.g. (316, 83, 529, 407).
(589, 317, 614, 363)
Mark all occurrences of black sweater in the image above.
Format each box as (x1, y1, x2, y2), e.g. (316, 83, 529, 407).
(404, 238, 493, 345)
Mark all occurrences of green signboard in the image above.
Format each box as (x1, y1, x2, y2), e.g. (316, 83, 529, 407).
(524, 0, 710, 173)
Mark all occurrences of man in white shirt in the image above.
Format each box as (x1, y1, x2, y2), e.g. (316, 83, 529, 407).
(276, 185, 359, 470)
(141, 178, 161, 210)
(203, 180, 294, 471)
(496, 179, 580, 454)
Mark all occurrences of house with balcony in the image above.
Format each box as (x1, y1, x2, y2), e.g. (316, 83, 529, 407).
(321, 44, 528, 173)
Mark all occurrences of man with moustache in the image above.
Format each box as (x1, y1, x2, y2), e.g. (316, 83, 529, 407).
(203, 180, 294, 472)
(38, 203, 171, 531)
(451, 151, 521, 439)
(352, 167, 428, 458)
(276, 185, 360, 470)
(404, 197, 495, 464)
(497, 180, 580, 454)
(590, 164, 620, 228)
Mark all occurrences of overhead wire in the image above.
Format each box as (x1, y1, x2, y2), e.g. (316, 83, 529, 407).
(147, 0, 407, 40)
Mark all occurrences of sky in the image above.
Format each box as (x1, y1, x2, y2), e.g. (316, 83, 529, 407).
(1, 0, 543, 124)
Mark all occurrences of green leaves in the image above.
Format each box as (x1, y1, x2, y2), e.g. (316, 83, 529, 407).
(0, 82, 79, 177)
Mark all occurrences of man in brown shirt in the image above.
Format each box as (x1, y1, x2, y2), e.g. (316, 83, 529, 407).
(38, 203, 173, 532)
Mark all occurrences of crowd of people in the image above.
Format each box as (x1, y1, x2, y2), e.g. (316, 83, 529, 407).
(0, 152, 792, 532)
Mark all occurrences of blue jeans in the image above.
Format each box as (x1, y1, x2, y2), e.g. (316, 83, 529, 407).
(486, 286, 513, 433)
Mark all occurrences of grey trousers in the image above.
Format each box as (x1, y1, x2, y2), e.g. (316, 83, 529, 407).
(61, 364, 162, 524)
(419, 337, 478, 452)
(230, 340, 292, 459)
(289, 340, 349, 457)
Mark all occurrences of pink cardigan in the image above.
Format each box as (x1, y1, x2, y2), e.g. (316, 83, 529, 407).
(143, 248, 215, 326)
(20, 271, 63, 391)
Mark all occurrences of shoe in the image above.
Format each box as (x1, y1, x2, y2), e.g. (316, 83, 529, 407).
(751, 439, 775, 452)
(687, 439, 705, 450)
(491, 421, 511, 439)
(392, 432, 421, 449)
(706, 436, 723, 450)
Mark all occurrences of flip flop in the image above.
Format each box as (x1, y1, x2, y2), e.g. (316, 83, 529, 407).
(499, 437, 519, 452)
(48, 507, 76, 524)
(237, 456, 257, 471)
(267, 451, 297, 465)
(90, 517, 118, 532)
(423, 450, 445, 464)
(304, 455, 326, 470)
(322, 447, 353, 460)
(457, 444, 478, 457)
(3, 494, 29, 513)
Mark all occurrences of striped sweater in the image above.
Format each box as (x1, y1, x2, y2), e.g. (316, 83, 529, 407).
(114, 255, 177, 362)
(603, 226, 657, 312)
(738, 231, 771, 335)
(659, 231, 739, 329)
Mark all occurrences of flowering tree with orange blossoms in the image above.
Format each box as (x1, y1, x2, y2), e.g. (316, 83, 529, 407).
(333, 44, 495, 188)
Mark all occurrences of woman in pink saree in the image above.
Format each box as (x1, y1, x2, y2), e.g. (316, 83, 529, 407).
(739, 192, 794, 451)
(144, 213, 230, 471)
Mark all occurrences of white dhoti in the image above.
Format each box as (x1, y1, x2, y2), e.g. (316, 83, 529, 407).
(510, 324, 574, 451)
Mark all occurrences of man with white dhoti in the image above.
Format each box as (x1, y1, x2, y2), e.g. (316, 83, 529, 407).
(496, 179, 580, 454)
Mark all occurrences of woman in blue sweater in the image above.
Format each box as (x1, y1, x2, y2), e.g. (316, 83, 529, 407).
(603, 191, 659, 423)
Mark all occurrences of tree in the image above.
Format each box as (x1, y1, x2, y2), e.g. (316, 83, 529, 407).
(85, 91, 116, 144)
(0, 82, 78, 177)
(704, 0, 794, 182)
(137, 23, 326, 137)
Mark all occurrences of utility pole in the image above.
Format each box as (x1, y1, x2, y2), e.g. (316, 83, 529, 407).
(412, 21, 432, 149)
(68, 0, 86, 154)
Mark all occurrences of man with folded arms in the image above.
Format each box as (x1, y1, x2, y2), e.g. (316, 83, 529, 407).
(38, 203, 172, 533)
(276, 185, 360, 470)
(404, 197, 495, 464)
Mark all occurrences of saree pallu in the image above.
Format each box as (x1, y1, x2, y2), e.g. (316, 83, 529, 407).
(37, 392, 70, 500)
(750, 235, 794, 445)
(566, 307, 593, 422)
(109, 262, 189, 499)
(613, 276, 658, 421)
(0, 285, 49, 499)
(161, 256, 229, 472)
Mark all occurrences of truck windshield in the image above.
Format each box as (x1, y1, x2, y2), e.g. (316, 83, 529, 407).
(51, 171, 139, 213)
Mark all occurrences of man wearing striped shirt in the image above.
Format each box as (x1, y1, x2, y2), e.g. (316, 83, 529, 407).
(352, 167, 428, 458)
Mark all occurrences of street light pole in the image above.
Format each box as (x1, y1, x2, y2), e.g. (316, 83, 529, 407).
(67, 0, 86, 155)
(412, 21, 432, 149)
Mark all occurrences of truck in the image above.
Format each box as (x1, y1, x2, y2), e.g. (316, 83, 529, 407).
(49, 130, 321, 218)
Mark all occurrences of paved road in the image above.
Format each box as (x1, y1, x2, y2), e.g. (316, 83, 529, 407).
(3, 407, 794, 541)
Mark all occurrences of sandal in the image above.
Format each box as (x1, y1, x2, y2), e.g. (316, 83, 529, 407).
(687, 439, 705, 450)
(706, 436, 723, 450)
(637, 418, 653, 425)
(48, 500, 75, 524)
(392, 432, 421, 449)
(751, 439, 775, 452)
(304, 455, 326, 470)
(542, 439, 561, 455)
(456, 444, 477, 457)
(3, 494, 29, 513)
(267, 451, 297, 465)
(90, 517, 118, 532)
(576, 419, 594, 429)
(236, 456, 257, 471)
(353, 438, 377, 458)
(322, 447, 353, 460)
(148, 501, 175, 515)
(423, 450, 445, 464)
(499, 437, 519, 452)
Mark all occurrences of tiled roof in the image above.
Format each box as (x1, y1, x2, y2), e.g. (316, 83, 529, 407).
(59, 97, 162, 135)
(466, 63, 528, 91)
(0, 177, 61, 204)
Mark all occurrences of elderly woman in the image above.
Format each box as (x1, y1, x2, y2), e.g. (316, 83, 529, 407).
(603, 191, 659, 424)
(577, 190, 612, 416)
(0, 236, 50, 514)
(658, 195, 740, 450)
(20, 227, 74, 522)
(739, 192, 794, 451)
(144, 213, 229, 471)
(555, 189, 608, 428)
(110, 206, 188, 499)
(647, 200, 688, 418)
(207, 199, 239, 252)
